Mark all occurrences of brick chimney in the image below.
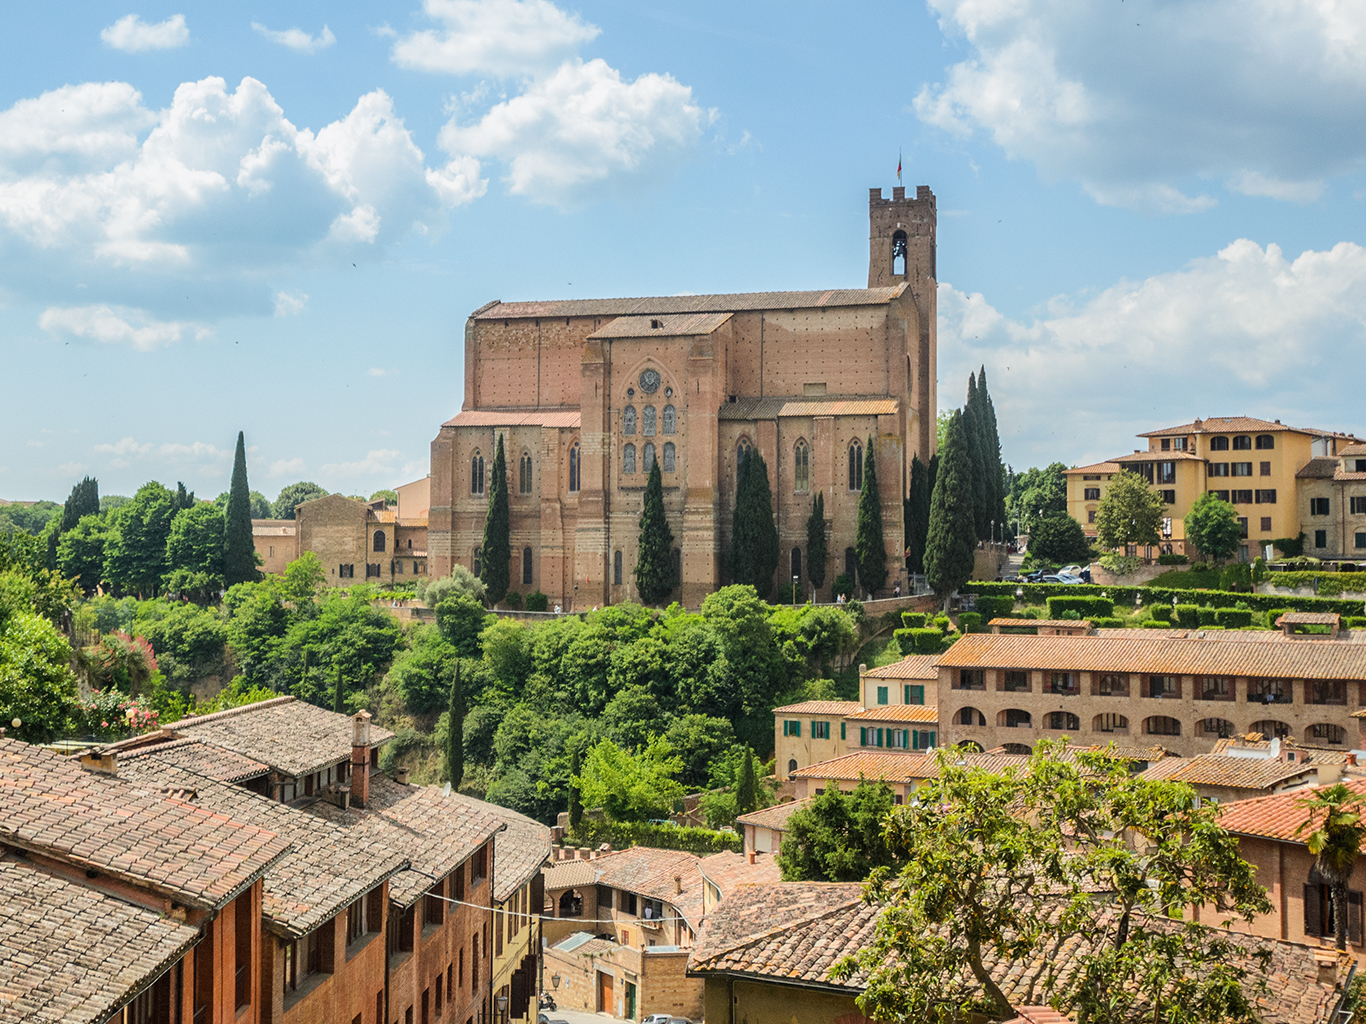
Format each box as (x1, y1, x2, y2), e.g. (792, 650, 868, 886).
(80, 750, 118, 776)
(674, 875, 683, 895)
(351, 711, 372, 807)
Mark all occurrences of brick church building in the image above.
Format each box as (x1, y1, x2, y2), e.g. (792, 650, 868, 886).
(428, 186, 939, 610)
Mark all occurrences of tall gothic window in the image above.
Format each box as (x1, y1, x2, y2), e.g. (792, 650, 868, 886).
(643, 443, 656, 473)
(791, 546, 802, 580)
(737, 439, 752, 486)
(848, 441, 863, 491)
(522, 546, 533, 585)
(623, 405, 636, 435)
(568, 443, 580, 493)
(471, 450, 485, 495)
(662, 405, 676, 434)
(373, 531, 386, 552)
(643, 405, 657, 436)
(662, 442, 675, 473)
(613, 550, 623, 586)
(623, 443, 636, 474)
(794, 440, 810, 492)
(519, 451, 533, 494)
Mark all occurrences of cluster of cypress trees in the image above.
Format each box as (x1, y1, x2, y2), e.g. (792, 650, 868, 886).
(854, 435, 887, 596)
(635, 459, 678, 605)
(730, 447, 779, 598)
(918, 369, 1008, 598)
(479, 435, 511, 604)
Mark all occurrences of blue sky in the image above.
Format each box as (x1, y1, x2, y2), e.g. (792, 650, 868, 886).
(3, 0, 1365, 503)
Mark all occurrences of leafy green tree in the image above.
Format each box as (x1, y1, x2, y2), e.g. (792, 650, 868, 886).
(0, 577, 80, 743)
(855, 436, 887, 596)
(1184, 492, 1242, 561)
(1027, 514, 1092, 566)
(57, 514, 110, 595)
(223, 432, 259, 587)
(38, 515, 61, 571)
(906, 457, 930, 572)
(777, 779, 902, 882)
(701, 585, 792, 738)
(103, 482, 177, 597)
(215, 489, 270, 519)
(0, 500, 61, 537)
(805, 491, 827, 593)
(568, 740, 584, 828)
(924, 411, 977, 599)
(279, 589, 405, 706)
(278, 552, 326, 604)
(418, 565, 486, 607)
(436, 594, 492, 658)
(1006, 463, 1068, 535)
(730, 448, 779, 597)
(635, 459, 677, 604)
(271, 481, 329, 519)
(446, 662, 465, 787)
(333, 664, 344, 714)
(388, 625, 463, 715)
(61, 476, 100, 532)
(1296, 784, 1366, 951)
(163, 502, 225, 603)
(100, 495, 130, 515)
(602, 684, 671, 750)
(1095, 469, 1165, 550)
(664, 714, 736, 790)
(480, 434, 511, 603)
(831, 743, 1271, 1024)
(480, 616, 532, 692)
(370, 488, 399, 506)
(574, 736, 684, 822)
(223, 579, 291, 687)
(132, 600, 228, 684)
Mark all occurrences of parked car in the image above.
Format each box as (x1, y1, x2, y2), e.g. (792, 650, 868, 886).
(1053, 573, 1086, 585)
(643, 1014, 673, 1024)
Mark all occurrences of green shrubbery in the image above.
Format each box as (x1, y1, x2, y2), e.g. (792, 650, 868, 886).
(958, 612, 984, 633)
(524, 591, 548, 612)
(963, 580, 1360, 615)
(1260, 572, 1366, 597)
(567, 819, 742, 854)
(1216, 608, 1254, 628)
(1156, 553, 1189, 565)
(1150, 604, 1172, 622)
(1046, 595, 1115, 619)
(901, 611, 927, 628)
(1175, 604, 1201, 628)
(894, 627, 949, 654)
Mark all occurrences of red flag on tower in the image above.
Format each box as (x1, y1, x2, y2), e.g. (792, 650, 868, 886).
(897, 150, 902, 184)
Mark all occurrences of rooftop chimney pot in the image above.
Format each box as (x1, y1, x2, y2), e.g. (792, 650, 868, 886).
(675, 875, 683, 894)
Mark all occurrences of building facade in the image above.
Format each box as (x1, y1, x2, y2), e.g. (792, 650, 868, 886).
(1295, 441, 1366, 561)
(429, 187, 939, 610)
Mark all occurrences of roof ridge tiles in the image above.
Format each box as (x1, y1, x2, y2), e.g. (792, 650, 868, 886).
(164, 694, 296, 730)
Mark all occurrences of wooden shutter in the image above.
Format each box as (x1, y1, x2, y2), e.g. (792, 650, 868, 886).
(1304, 884, 1323, 937)
(1351, 890, 1364, 945)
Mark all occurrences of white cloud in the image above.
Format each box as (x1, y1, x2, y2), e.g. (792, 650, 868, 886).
(251, 22, 336, 54)
(392, 0, 599, 77)
(918, 0, 1366, 210)
(158, 441, 226, 460)
(937, 239, 1366, 469)
(101, 13, 189, 52)
(274, 291, 308, 316)
(321, 449, 405, 478)
(367, 367, 394, 376)
(94, 437, 153, 457)
(268, 457, 307, 477)
(57, 462, 89, 475)
(39, 305, 210, 351)
(440, 58, 706, 204)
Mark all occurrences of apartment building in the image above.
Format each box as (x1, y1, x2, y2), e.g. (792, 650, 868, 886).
(1296, 441, 1366, 560)
(936, 627, 1366, 757)
(1066, 416, 1360, 560)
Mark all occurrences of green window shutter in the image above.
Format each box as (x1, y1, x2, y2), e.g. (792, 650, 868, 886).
(782, 721, 789, 737)
(840, 721, 846, 740)
(928, 731, 936, 748)
(877, 686, 888, 705)
(860, 727, 867, 746)
(877, 728, 884, 747)
(910, 685, 924, 705)
(903, 730, 910, 748)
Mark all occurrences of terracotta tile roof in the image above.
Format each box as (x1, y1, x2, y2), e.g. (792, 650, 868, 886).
(790, 750, 1031, 784)
(166, 697, 394, 779)
(773, 700, 864, 715)
(587, 311, 733, 338)
(1297, 457, 1341, 480)
(1218, 778, 1366, 842)
(591, 846, 708, 930)
(1137, 416, 1319, 437)
(305, 776, 502, 908)
(1082, 743, 1173, 762)
(990, 619, 1095, 630)
(844, 704, 939, 723)
(448, 793, 552, 903)
(116, 758, 407, 939)
(251, 520, 295, 536)
(688, 883, 1350, 1023)
(470, 285, 908, 321)
(1064, 461, 1121, 475)
(719, 395, 900, 421)
(117, 736, 269, 784)
(1341, 442, 1366, 457)
(863, 654, 940, 680)
(542, 859, 598, 891)
(0, 857, 202, 1024)
(1137, 757, 1192, 781)
(1142, 753, 1318, 791)
(735, 797, 813, 832)
(935, 631, 1366, 681)
(697, 851, 783, 902)
(0, 737, 288, 910)
(1113, 450, 1205, 462)
(1093, 627, 1294, 643)
(1280, 612, 1341, 625)
(443, 409, 582, 429)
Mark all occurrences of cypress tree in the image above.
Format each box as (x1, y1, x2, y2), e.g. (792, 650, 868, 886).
(736, 745, 758, 816)
(730, 448, 779, 598)
(964, 373, 992, 541)
(480, 434, 510, 604)
(60, 476, 100, 533)
(333, 664, 344, 714)
(635, 458, 677, 604)
(223, 431, 258, 586)
(924, 411, 977, 600)
(978, 365, 1007, 538)
(855, 435, 887, 597)
(906, 455, 930, 573)
(569, 740, 584, 829)
(805, 491, 827, 593)
(174, 481, 196, 512)
(446, 662, 465, 788)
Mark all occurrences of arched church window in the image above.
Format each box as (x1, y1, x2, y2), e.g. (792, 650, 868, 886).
(791, 546, 802, 580)
(892, 230, 907, 277)
(373, 531, 386, 553)
(519, 451, 533, 494)
(662, 442, 675, 473)
(471, 450, 485, 495)
(568, 443, 580, 493)
(643, 405, 657, 436)
(522, 546, 533, 585)
(794, 440, 810, 492)
(623, 405, 636, 435)
(662, 405, 676, 434)
(848, 441, 863, 491)
(737, 439, 752, 487)
(643, 442, 656, 473)
(623, 443, 636, 474)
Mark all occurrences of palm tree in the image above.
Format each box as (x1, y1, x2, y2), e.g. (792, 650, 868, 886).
(1296, 783, 1366, 950)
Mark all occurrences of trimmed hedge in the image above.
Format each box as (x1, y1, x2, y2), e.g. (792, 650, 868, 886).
(1345, 616, 1366, 629)
(894, 627, 948, 654)
(1175, 604, 1201, 629)
(963, 580, 1364, 616)
(1197, 607, 1218, 626)
(568, 820, 742, 855)
(958, 612, 984, 633)
(1157, 553, 1189, 565)
(1046, 595, 1116, 619)
(901, 611, 928, 628)
(1141, 620, 1167, 628)
(933, 615, 952, 632)
(524, 590, 548, 612)
(1260, 571, 1366, 597)
(1215, 608, 1254, 628)
(1091, 616, 1125, 628)
(969, 595, 1017, 619)
(1150, 604, 1173, 622)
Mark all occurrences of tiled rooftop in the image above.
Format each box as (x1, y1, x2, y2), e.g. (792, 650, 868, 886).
(117, 736, 269, 784)
(470, 285, 908, 321)
(844, 704, 939, 723)
(587, 311, 733, 338)
(697, 850, 782, 900)
(989, 618, 1095, 630)
(936, 631, 1366, 680)
(443, 409, 581, 429)
(542, 859, 598, 891)
(1063, 461, 1121, 475)
(1136, 416, 1326, 437)
(790, 750, 1030, 784)
(1218, 779, 1366, 842)
(863, 654, 940, 680)
(448, 793, 552, 903)
(772, 700, 863, 716)
(592, 847, 708, 930)
(1279, 612, 1341, 626)
(689, 883, 1350, 1023)
(0, 857, 201, 1024)
(167, 696, 394, 779)
(735, 797, 812, 833)
(1139, 753, 1317, 791)
(0, 737, 287, 910)
(117, 758, 407, 939)
(718, 396, 899, 421)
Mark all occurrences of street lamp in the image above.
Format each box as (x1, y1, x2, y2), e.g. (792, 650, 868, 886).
(551, 975, 561, 990)
(792, 575, 799, 607)
(496, 994, 509, 1022)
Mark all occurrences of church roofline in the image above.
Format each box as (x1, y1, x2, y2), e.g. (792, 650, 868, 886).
(470, 284, 908, 321)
